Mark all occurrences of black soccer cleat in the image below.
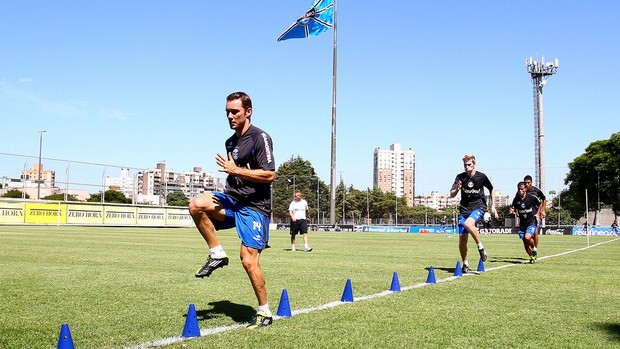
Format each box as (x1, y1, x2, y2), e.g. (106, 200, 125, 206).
(195, 256, 229, 278)
(247, 312, 273, 329)
(478, 248, 487, 262)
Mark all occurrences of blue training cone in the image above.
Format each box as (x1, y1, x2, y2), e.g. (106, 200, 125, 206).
(341, 279, 354, 302)
(182, 304, 201, 338)
(57, 323, 74, 349)
(426, 266, 436, 284)
(454, 261, 463, 277)
(390, 271, 401, 292)
(277, 289, 292, 317)
(477, 258, 485, 272)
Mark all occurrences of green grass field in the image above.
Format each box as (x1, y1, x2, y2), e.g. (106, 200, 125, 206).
(0, 226, 618, 348)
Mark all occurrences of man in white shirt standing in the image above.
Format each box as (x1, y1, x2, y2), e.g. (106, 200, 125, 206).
(289, 191, 312, 252)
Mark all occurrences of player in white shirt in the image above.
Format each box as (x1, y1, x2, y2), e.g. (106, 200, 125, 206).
(288, 191, 312, 252)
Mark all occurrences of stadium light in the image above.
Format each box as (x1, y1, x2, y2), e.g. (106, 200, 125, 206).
(35, 130, 47, 200)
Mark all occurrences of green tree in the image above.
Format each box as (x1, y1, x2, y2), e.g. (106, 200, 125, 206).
(272, 156, 329, 224)
(564, 132, 620, 221)
(43, 193, 80, 201)
(88, 190, 132, 204)
(545, 190, 578, 226)
(2, 189, 29, 199)
(167, 192, 189, 207)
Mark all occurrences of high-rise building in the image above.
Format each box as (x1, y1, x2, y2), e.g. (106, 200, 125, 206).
(373, 143, 415, 206)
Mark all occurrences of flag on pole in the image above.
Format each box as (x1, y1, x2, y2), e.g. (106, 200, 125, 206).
(277, 0, 334, 41)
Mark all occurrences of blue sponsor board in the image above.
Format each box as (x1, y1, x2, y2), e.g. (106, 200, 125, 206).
(409, 226, 457, 234)
(572, 226, 618, 237)
(362, 225, 410, 233)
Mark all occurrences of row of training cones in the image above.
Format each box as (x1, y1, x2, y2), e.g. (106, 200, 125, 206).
(427, 258, 486, 283)
(55, 303, 204, 349)
(277, 272, 401, 319)
(278, 259, 487, 319)
(57, 261, 488, 346)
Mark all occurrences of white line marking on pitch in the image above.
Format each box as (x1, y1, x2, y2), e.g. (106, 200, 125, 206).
(128, 238, 618, 349)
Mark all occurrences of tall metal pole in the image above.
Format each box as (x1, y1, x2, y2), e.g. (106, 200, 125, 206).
(366, 188, 369, 224)
(596, 170, 600, 226)
(526, 56, 558, 195)
(536, 80, 545, 193)
(316, 176, 320, 224)
(395, 195, 398, 225)
(36, 130, 46, 200)
(329, 0, 338, 226)
(557, 190, 561, 228)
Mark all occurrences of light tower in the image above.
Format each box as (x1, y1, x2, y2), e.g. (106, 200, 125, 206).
(525, 56, 558, 193)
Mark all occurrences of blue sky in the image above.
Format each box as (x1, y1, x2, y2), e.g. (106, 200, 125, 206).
(1, 1, 618, 199)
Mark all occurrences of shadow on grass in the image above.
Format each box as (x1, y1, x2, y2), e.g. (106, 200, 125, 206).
(431, 257, 526, 274)
(488, 256, 528, 264)
(429, 266, 456, 274)
(193, 301, 255, 323)
(596, 322, 620, 342)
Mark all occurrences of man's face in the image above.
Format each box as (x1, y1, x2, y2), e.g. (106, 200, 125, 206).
(463, 161, 475, 175)
(518, 185, 527, 198)
(524, 179, 532, 190)
(225, 99, 251, 131)
(294, 193, 302, 201)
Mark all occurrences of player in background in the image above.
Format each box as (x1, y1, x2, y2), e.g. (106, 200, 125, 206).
(289, 191, 313, 252)
(511, 181, 540, 263)
(449, 154, 498, 273)
(522, 175, 546, 258)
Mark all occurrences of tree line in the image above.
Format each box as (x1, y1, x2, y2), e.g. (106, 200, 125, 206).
(3, 133, 618, 226)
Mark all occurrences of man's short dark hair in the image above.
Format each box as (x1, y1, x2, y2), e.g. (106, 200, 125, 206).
(227, 91, 252, 111)
(524, 175, 533, 181)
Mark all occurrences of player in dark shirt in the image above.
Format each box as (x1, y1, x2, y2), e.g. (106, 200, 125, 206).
(511, 181, 540, 263)
(449, 154, 498, 273)
(189, 92, 276, 329)
(523, 175, 546, 256)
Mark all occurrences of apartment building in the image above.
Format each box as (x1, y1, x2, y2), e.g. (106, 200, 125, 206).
(373, 143, 415, 206)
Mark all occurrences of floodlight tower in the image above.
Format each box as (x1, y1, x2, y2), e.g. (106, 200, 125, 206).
(525, 56, 558, 193)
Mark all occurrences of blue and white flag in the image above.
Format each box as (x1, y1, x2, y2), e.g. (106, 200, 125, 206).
(277, 0, 334, 41)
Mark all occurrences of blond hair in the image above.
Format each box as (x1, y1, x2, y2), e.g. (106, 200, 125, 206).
(462, 154, 476, 164)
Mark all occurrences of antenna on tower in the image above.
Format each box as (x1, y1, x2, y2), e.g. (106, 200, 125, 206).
(526, 55, 558, 194)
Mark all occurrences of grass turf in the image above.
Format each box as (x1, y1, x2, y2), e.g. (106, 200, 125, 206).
(0, 226, 618, 348)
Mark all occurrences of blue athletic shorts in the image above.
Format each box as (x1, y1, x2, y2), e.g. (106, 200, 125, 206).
(458, 209, 485, 234)
(518, 225, 537, 239)
(211, 192, 270, 250)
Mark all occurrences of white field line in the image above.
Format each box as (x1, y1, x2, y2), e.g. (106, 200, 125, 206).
(128, 238, 618, 349)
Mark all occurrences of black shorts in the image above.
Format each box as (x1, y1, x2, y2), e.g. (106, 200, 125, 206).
(290, 219, 308, 235)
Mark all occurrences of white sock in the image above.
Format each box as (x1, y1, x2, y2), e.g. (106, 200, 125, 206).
(463, 260, 469, 267)
(304, 244, 310, 249)
(477, 243, 484, 250)
(532, 246, 537, 251)
(210, 245, 227, 258)
(258, 304, 272, 317)
(291, 244, 296, 250)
